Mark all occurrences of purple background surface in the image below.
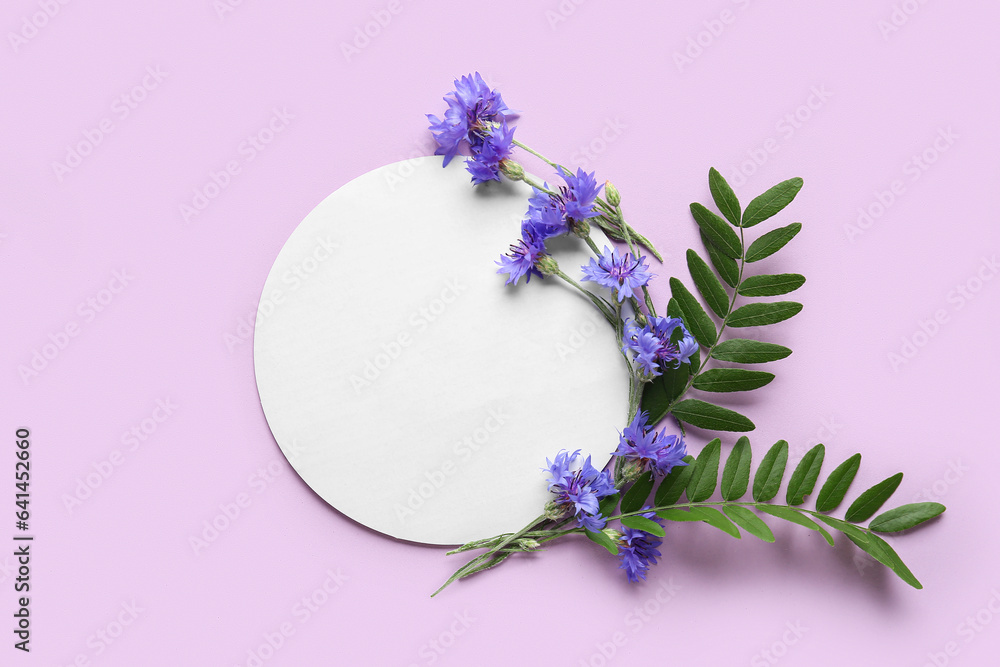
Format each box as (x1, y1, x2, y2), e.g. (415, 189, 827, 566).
(3, 1, 998, 666)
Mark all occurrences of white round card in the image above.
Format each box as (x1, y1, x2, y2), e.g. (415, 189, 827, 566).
(254, 155, 630, 544)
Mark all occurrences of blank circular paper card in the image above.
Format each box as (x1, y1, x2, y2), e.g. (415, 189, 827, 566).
(254, 156, 630, 545)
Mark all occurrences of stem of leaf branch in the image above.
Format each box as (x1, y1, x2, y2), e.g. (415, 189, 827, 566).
(522, 500, 876, 539)
(663, 226, 746, 416)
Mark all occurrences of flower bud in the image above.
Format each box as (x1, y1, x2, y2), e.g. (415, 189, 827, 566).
(571, 218, 591, 239)
(544, 500, 570, 521)
(516, 538, 541, 550)
(602, 527, 622, 542)
(500, 160, 524, 181)
(620, 460, 645, 485)
(605, 181, 621, 207)
(535, 254, 560, 276)
(595, 219, 626, 242)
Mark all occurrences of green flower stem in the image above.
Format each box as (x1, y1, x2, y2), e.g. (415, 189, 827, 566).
(583, 234, 603, 257)
(598, 205, 664, 264)
(555, 270, 617, 324)
(642, 290, 656, 318)
(602, 204, 658, 318)
(627, 296, 647, 324)
(661, 225, 747, 416)
(512, 139, 663, 262)
(432, 513, 548, 597)
(512, 139, 562, 171)
(533, 528, 580, 543)
(520, 174, 558, 197)
(609, 208, 640, 258)
(615, 370, 648, 485)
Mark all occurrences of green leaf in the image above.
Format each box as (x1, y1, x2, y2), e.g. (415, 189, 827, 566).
(654, 455, 696, 506)
(702, 233, 739, 288)
(671, 399, 755, 432)
(621, 515, 666, 538)
(598, 493, 620, 518)
(657, 508, 702, 522)
(723, 505, 774, 542)
(641, 362, 691, 430)
(666, 297, 682, 318)
(745, 223, 802, 263)
(669, 277, 717, 347)
(738, 273, 806, 297)
(711, 339, 792, 364)
(752, 440, 788, 502)
(814, 514, 868, 541)
(688, 506, 741, 539)
(585, 528, 619, 555)
(688, 349, 701, 374)
(756, 504, 823, 534)
(869, 502, 946, 533)
(801, 514, 847, 547)
(693, 368, 775, 393)
(686, 439, 721, 502)
(727, 301, 803, 328)
(687, 249, 729, 318)
(785, 444, 825, 506)
(845, 532, 922, 589)
(621, 472, 655, 514)
(742, 177, 803, 228)
(845, 473, 904, 523)
(721, 436, 752, 501)
(709, 167, 742, 227)
(690, 203, 742, 259)
(815, 454, 862, 512)
(815, 523, 836, 546)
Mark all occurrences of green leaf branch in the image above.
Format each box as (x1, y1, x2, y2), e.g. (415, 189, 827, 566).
(642, 170, 805, 433)
(436, 435, 946, 594)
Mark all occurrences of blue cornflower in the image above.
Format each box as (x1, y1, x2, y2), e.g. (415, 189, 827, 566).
(496, 226, 547, 286)
(613, 411, 688, 476)
(617, 508, 665, 583)
(466, 120, 516, 185)
(520, 168, 602, 240)
(560, 168, 602, 222)
(544, 450, 616, 531)
(522, 187, 569, 240)
(581, 246, 654, 303)
(427, 72, 517, 166)
(622, 316, 698, 377)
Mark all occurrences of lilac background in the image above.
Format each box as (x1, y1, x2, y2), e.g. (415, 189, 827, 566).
(2, 1, 998, 665)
